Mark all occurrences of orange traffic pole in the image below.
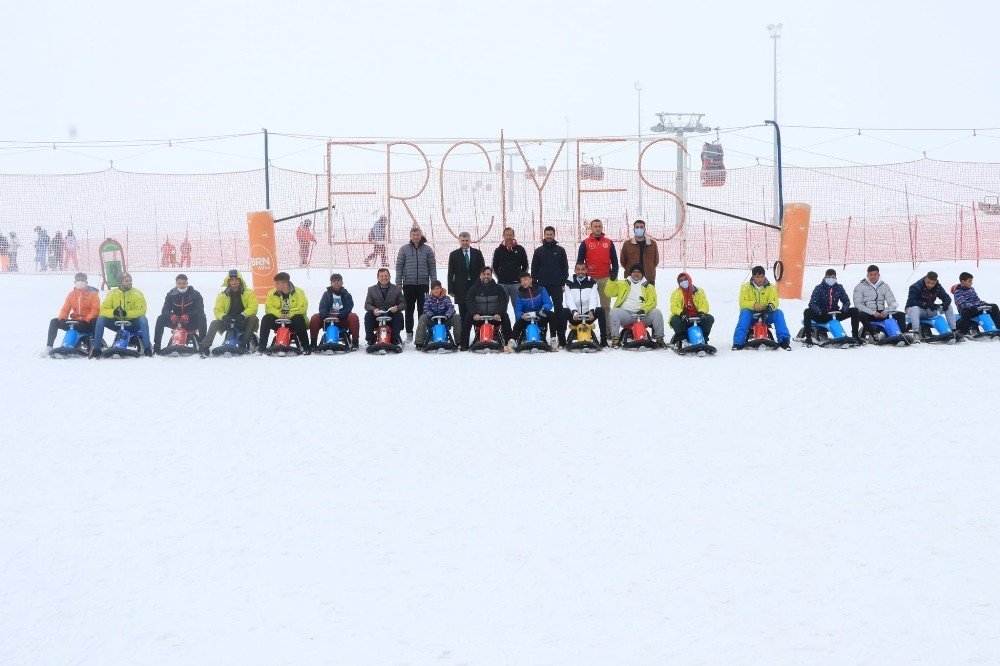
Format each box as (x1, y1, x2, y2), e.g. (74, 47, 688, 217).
(777, 203, 811, 299)
(247, 210, 278, 303)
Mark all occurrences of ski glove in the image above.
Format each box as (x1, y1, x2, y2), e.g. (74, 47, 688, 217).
(170, 314, 180, 325)
(113, 306, 126, 318)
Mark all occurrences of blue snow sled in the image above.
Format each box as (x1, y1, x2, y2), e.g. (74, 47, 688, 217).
(674, 316, 716, 356)
(798, 312, 857, 348)
(316, 312, 354, 354)
(866, 312, 909, 347)
(50, 320, 92, 359)
(966, 305, 1000, 340)
(210, 318, 258, 357)
(515, 311, 551, 353)
(423, 315, 458, 353)
(102, 320, 144, 358)
(906, 311, 956, 344)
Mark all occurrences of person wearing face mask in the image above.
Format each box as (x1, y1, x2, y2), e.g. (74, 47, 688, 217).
(45, 272, 100, 353)
(153, 274, 206, 354)
(668, 272, 713, 349)
(531, 226, 569, 347)
(619, 219, 659, 285)
(732, 265, 791, 350)
(563, 261, 608, 347)
(800, 269, 859, 346)
(90, 272, 152, 357)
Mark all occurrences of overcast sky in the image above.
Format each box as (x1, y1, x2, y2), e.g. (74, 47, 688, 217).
(3, 0, 998, 174)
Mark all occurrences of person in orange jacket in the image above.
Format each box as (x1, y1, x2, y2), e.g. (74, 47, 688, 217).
(45, 272, 100, 352)
(296, 219, 317, 267)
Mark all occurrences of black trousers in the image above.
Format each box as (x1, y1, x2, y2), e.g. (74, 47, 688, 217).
(803, 307, 858, 336)
(669, 313, 714, 341)
(562, 307, 608, 346)
(47, 318, 95, 347)
(463, 313, 512, 348)
(258, 313, 308, 350)
(401, 284, 428, 335)
(364, 310, 404, 344)
(541, 284, 566, 344)
(203, 315, 259, 349)
(958, 304, 1000, 332)
(154, 312, 207, 347)
(856, 311, 906, 337)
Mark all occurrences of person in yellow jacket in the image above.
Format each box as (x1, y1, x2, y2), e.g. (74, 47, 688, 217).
(733, 265, 791, 350)
(201, 269, 260, 354)
(258, 271, 310, 353)
(669, 272, 714, 349)
(91, 272, 153, 356)
(603, 263, 665, 346)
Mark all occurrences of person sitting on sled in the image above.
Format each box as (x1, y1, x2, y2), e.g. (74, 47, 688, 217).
(45, 272, 100, 353)
(413, 280, 462, 349)
(309, 273, 360, 350)
(951, 271, 1000, 334)
(363, 268, 406, 346)
(91, 272, 153, 356)
(201, 270, 260, 353)
(604, 263, 665, 347)
(153, 274, 207, 354)
(732, 265, 791, 350)
(563, 261, 608, 346)
(259, 271, 310, 353)
(668, 271, 713, 350)
(852, 264, 907, 339)
(905, 271, 956, 339)
(463, 266, 513, 350)
(801, 269, 859, 345)
(509, 271, 554, 350)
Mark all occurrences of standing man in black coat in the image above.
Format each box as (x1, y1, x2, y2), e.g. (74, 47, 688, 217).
(447, 231, 485, 325)
(531, 225, 570, 347)
(491, 227, 529, 316)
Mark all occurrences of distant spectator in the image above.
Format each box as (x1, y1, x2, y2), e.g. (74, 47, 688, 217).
(179, 234, 192, 268)
(63, 230, 79, 270)
(296, 219, 316, 267)
(364, 215, 389, 267)
(161, 237, 177, 267)
(34, 226, 50, 271)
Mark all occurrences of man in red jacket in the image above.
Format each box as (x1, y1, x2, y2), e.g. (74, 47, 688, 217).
(576, 218, 618, 333)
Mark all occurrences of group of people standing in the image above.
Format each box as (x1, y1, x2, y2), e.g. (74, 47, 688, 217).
(0, 227, 78, 272)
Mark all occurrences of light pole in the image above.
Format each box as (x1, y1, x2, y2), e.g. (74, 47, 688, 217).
(634, 81, 643, 218)
(767, 23, 782, 228)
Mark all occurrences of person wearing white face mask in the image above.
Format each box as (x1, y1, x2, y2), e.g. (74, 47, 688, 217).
(45, 272, 100, 353)
(669, 272, 714, 349)
(153, 274, 206, 353)
(619, 219, 659, 285)
(801, 268, 859, 346)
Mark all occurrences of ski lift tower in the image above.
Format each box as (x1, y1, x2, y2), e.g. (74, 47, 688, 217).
(649, 113, 712, 243)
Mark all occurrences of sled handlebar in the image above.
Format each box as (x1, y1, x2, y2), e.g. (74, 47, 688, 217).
(276, 318, 291, 325)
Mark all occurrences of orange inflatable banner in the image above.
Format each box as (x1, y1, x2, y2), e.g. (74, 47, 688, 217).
(777, 203, 811, 300)
(247, 210, 278, 303)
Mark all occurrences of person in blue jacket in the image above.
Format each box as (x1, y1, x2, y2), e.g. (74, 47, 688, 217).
(905, 271, 956, 337)
(801, 269, 859, 345)
(510, 271, 553, 348)
(309, 273, 359, 349)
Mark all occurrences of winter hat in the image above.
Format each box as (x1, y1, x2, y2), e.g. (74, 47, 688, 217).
(825, 269, 837, 277)
(629, 263, 645, 275)
(751, 265, 766, 276)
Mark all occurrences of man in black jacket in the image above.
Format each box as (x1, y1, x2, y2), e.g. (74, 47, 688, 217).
(492, 227, 529, 315)
(531, 226, 569, 346)
(463, 266, 513, 349)
(153, 274, 206, 353)
(447, 231, 485, 324)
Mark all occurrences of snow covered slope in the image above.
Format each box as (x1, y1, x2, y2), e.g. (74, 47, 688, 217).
(2, 264, 998, 664)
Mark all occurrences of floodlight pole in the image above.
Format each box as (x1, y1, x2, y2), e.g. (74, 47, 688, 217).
(768, 23, 782, 228)
(634, 81, 643, 218)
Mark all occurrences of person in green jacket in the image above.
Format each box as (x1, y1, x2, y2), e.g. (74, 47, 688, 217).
(604, 263, 665, 346)
(259, 271, 309, 353)
(91, 272, 153, 356)
(201, 269, 260, 354)
(732, 265, 791, 350)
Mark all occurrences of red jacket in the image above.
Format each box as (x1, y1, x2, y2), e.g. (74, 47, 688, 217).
(577, 234, 618, 279)
(58, 287, 100, 322)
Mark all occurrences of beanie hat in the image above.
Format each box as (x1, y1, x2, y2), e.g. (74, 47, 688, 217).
(629, 263, 644, 275)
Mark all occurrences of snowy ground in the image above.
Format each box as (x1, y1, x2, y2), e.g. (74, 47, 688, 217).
(3, 262, 999, 665)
